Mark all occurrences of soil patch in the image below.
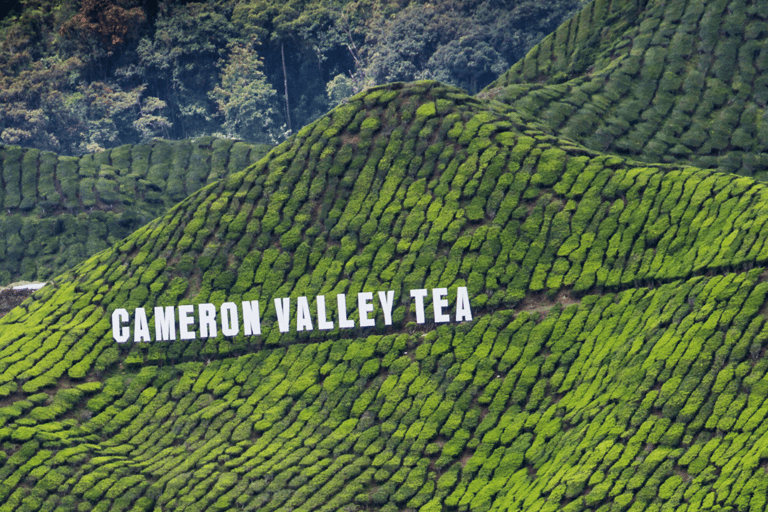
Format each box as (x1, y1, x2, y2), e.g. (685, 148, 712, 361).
(518, 290, 581, 316)
(0, 288, 35, 319)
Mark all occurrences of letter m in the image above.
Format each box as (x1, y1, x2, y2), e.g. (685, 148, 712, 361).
(154, 306, 176, 341)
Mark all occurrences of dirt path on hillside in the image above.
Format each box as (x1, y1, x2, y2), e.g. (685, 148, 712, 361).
(0, 288, 34, 319)
(518, 291, 581, 316)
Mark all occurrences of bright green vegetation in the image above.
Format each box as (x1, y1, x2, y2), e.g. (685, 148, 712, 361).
(0, 137, 269, 285)
(1, 79, 768, 511)
(483, 0, 768, 178)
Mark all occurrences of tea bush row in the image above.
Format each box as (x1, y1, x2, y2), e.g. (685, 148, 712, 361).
(6, 82, 768, 394)
(0, 138, 268, 285)
(3, 81, 768, 510)
(485, 0, 768, 177)
(2, 270, 768, 509)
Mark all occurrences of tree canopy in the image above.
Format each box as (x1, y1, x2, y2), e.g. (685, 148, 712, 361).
(0, 0, 581, 154)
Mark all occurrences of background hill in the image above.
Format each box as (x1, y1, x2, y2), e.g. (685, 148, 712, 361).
(483, 0, 768, 178)
(2, 80, 768, 511)
(0, 137, 269, 285)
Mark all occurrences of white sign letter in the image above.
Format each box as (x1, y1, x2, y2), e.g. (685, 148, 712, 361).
(433, 288, 450, 323)
(378, 290, 395, 326)
(358, 292, 375, 327)
(221, 303, 239, 337)
(456, 286, 473, 322)
(179, 305, 196, 340)
(154, 306, 176, 341)
(242, 301, 261, 336)
(112, 309, 129, 343)
(134, 308, 151, 342)
(296, 296, 313, 332)
(338, 294, 355, 329)
(275, 297, 291, 333)
(410, 289, 428, 324)
(317, 295, 334, 330)
(199, 303, 217, 338)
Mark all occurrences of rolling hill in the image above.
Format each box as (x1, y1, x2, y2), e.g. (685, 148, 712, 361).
(483, 0, 768, 178)
(0, 137, 269, 286)
(0, 78, 767, 511)
(2, 0, 768, 510)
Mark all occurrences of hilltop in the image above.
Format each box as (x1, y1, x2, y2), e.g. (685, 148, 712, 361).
(483, 0, 768, 177)
(0, 80, 767, 511)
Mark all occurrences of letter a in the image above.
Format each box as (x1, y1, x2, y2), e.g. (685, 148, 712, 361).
(455, 286, 472, 322)
(134, 308, 151, 342)
(296, 296, 313, 332)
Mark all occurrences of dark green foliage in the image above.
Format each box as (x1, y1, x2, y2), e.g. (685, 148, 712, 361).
(0, 138, 269, 286)
(0, 0, 580, 156)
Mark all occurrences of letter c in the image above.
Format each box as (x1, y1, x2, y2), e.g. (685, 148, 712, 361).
(112, 309, 130, 343)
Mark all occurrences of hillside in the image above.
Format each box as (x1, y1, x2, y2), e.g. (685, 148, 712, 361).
(0, 80, 768, 511)
(0, 137, 269, 285)
(482, 0, 768, 178)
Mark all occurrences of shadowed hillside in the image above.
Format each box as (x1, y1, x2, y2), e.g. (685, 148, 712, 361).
(1, 81, 768, 511)
(0, 137, 269, 285)
(483, 0, 768, 178)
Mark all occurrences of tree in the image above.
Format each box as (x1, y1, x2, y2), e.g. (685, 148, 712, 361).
(60, 0, 146, 50)
(425, 35, 508, 93)
(0, 0, 582, 154)
(361, 4, 446, 85)
(133, 95, 170, 143)
(210, 43, 282, 144)
(231, 0, 337, 135)
(135, 2, 236, 138)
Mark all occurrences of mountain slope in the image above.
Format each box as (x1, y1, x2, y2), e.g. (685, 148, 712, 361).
(483, 0, 768, 177)
(0, 137, 269, 285)
(1, 81, 768, 511)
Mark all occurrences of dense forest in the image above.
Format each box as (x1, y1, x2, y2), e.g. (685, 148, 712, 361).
(0, 0, 581, 155)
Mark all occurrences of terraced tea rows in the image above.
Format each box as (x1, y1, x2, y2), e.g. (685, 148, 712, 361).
(0, 138, 269, 285)
(1, 81, 768, 510)
(483, 0, 768, 178)
(4, 272, 768, 512)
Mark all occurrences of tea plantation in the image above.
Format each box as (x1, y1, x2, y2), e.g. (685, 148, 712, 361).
(0, 76, 768, 511)
(3, 0, 768, 509)
(0, 138, 270, 286)
(483, 0, 768, 178)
